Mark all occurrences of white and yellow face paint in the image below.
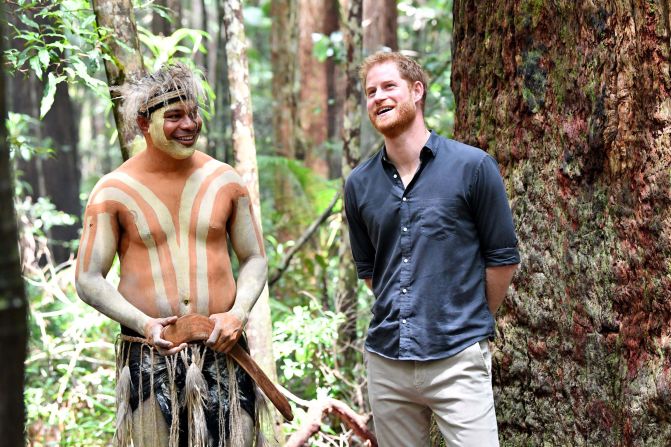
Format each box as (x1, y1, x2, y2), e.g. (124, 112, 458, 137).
(148, 105, 199, 160)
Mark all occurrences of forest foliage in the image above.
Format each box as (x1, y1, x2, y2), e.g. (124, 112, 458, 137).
(4, 0, 453, 445)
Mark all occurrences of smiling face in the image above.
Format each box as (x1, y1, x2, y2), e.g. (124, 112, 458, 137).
(147, 100, 202, 159)
(365, 62, 423, 138)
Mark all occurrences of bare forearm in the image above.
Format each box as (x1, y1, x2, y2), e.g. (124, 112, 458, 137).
(485, 264, 518, 314)
(230, 255, 268, 324)
(364, 278, 372, 291)
(76, 273, 151, 334)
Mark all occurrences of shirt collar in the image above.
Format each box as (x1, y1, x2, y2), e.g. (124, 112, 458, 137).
(380, 130, 438, 165)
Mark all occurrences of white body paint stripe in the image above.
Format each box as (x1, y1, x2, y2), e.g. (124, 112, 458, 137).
(92, 187, 172, 316)
(105, 172, 187, 300)
(194, 170, 240, 314)
(178, 160, 222, 304)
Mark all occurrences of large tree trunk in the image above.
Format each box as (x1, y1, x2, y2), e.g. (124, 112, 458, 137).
(360, 0, 397, 159)
(7, 9, 81, 264)
(336, 0, 363, 370)
(36, 80, 81, 263)
(221, 0, 279, 397)
(271, 0, 300, 241)
(209, 0, 231, 162)
(0, 11, 29, 445)
(298, 0, 340, 177)
(91, 0, 145, 161)
(452, 1, 671, 444)
(362, 0, 397, 53)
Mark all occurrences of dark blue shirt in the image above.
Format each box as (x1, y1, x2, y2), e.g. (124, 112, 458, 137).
(344, 131, 520, 361)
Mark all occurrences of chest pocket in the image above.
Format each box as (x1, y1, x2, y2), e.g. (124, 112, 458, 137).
(418, 198, 458, 240)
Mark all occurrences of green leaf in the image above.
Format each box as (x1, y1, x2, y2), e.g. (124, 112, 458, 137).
(19, 14, 40, 29)
(38, 48, 50, 67)
(29, 56, 43, 80)
(40, 73, 66, 118)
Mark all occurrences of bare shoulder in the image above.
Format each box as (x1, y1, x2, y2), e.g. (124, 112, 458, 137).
(200, 155, 247, 188)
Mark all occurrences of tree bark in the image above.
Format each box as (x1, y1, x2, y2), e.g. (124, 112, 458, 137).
(221, 0, 279, 397)
(271, 0, 300, 241)
(91, 0, 145, 161)
(0, 10, 29, 445)
(38, 80, 81, 263)
(271, 0, 299, 160)
(360, 0, 397, 161)
(151, 0, 181, 37)
(452, 1, 671, 444)
(210, 0, 231, 162)
(336, 0, 363, 369)
(7, 8, 81, 264)
(362, 0, 397, 53)
(298, 0, 340, 177)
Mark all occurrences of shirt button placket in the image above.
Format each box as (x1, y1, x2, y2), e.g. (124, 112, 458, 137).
(399, 194, 411, 355)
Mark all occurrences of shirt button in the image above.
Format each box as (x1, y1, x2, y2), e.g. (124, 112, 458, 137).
(402, 319, 407, 324)
(183, 298, 190, 305)
(403, 258, 408, 263)
(402, 288, 407, 294)
(393, 174, 398, 178)
(402, 197, 407, 202)
(402, 227, 408, 232)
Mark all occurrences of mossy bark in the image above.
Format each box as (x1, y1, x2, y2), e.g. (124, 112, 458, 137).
(452, 1, 671, 445)
(91, 0, 145, 161)
(337, 0, 363, 369)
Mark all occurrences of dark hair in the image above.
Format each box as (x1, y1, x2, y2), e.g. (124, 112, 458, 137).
(359, 52, 429, 111)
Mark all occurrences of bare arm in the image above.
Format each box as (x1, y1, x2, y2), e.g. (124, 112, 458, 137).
(364, 278, 372, 291)
(485, 264, 519, 314)
(75, 204, 184, 355)
(207, 195, 267, 352)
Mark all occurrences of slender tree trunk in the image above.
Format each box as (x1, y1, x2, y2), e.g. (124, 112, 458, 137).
(0, 10, 29, 445)
(336, 0, 363, 369)
(91, 0, 145, 161)
(360, 0, 397, 159)
(6, 8, 81, 264)
(452, 1, 671, 444)
(221, 0, 279, 390)
(210, 1, 231, 162)
(362, 0, 397, 53)
(151, 0, 181, 36)
(271, 0, 300, 241)
(271, 0, 299, 160)
(298, 0, 339, 177)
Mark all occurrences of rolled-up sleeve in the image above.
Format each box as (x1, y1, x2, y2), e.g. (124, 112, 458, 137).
(469, 154, 520, 266)
(344, 178, 375, 278)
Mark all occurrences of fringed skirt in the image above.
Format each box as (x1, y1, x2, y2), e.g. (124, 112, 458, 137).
(115, 326, 256, 447)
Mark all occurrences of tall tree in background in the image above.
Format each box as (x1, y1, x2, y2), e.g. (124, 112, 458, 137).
(298, 0, 340, 176)
(336, 0, 363, 369)
(271, 0, 300, 240)
(0, 9, 29, 444)
(7, 7, 81, 263)
(452, 1, 671, 444)
(91, 0, 145, 160)
(151, 0, 181, 36)
(360, 0, 397, 157)
(210, 1, 231, 162)
(362, 0, 397, 53)
(222, 0, 278, 387)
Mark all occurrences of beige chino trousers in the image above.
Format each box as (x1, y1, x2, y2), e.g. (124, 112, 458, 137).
(366, 340, 499, 447)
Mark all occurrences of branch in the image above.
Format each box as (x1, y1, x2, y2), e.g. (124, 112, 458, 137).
(268, 191, 341, 287)
(285, 397, 377, 447)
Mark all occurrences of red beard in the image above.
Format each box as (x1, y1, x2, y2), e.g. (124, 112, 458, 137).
(369, 98, 417, 138)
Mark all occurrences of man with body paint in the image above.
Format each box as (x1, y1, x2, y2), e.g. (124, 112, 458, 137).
(75, 64, 267, 447)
